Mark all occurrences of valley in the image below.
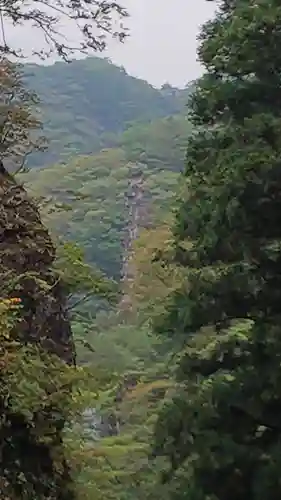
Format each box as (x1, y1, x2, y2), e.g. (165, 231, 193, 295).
(1, 3, 279, 499)
(17, 56, 193, 499)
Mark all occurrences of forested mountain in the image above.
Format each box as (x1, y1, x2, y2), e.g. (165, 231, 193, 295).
(23, 57, 192, 280)
(23, 57, 189, 167)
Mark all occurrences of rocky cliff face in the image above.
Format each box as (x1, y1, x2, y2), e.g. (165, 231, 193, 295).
(0, 166, 75, 363)
(0, 163, 76, 499)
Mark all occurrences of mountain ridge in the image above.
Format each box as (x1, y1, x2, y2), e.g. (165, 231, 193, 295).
(22, 56, 191, 168)
(23, 55, 193, 284)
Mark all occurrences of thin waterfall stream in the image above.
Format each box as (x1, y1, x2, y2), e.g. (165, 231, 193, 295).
(81, 162, 146, 439)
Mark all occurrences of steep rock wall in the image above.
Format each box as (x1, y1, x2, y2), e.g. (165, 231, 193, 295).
(0, 168, 75, 363)
(0, 164, 76, 499)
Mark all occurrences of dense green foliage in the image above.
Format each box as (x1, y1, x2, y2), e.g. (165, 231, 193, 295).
(153, 1, 281, 499)
(25, 114, 189, 279)
(117, 114, 192, 172)
(67, 315, 174, 500)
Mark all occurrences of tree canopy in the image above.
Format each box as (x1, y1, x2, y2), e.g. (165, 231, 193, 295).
(153, 1, 281, 499)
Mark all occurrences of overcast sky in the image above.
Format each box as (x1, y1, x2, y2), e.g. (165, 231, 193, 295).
(6, 0, 216, 88)
(106, 0, 216, 87)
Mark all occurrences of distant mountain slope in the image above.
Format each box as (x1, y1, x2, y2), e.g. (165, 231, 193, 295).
(23, 57, 185, 167)
(26, 151, 179, 280)
(22, 57, 193, 279)
(117, 114, 192, 172)
(25, 114, 189, 279)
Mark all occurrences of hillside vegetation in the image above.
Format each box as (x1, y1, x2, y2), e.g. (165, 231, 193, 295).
(23, 57, 189, 167)
(23, 58, 192, 279)
(26, 145, 181, 280)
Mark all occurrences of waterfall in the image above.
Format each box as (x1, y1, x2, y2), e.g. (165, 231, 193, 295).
(82, 163, 147, 438)
(119, 162, 146, 313)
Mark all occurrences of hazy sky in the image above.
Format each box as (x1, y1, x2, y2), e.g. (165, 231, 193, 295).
(6, 0, 215, 88)
(106, 0, 216, 87)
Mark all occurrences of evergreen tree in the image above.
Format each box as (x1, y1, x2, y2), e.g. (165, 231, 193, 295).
(153, 1, 281, 499)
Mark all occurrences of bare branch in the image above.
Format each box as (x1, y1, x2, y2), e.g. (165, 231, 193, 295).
(0, 0, 128, 60)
